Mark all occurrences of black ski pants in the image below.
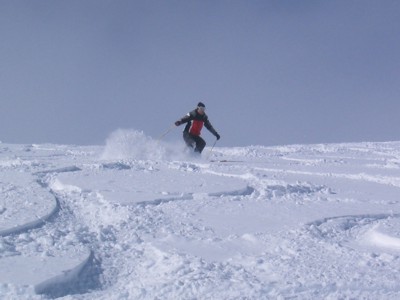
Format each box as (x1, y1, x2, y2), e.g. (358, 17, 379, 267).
(183, 131, 206, 153)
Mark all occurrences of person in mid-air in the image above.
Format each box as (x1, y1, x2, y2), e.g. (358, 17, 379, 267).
(175, 102, 220, 154)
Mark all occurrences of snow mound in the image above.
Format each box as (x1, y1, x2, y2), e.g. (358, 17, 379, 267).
(0, 171, 58, 237)
(363, 227, 400, 250)
(0, 250, 93, 298)
(53, 163, 250, 205)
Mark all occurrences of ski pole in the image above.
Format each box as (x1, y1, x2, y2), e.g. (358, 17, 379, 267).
(158, 124, 176, 140)
(207, 138, 218, 159)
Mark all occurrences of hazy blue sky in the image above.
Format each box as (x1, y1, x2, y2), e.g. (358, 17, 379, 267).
(1, 1, 399, 147)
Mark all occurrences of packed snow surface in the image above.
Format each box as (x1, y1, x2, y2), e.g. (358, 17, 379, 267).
(1, 130, 400, 299)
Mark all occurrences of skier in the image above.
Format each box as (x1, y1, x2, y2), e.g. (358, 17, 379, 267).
(175, 102, 221, 154)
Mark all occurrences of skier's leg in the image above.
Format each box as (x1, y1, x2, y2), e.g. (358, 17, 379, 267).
(194, 136, 206, 153)
(183, 132, 195, 149)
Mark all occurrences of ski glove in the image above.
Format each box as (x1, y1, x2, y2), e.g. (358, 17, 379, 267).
(175, 121, 181, 126)
(215, 133, 221, 140)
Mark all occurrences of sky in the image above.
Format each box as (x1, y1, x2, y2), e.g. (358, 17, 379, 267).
(1, 0, 400, 147)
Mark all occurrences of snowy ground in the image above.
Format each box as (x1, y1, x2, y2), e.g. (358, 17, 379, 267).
(1, 130, 400, 299)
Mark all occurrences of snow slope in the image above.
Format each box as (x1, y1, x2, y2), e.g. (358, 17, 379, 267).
(1, 130, 400, 299)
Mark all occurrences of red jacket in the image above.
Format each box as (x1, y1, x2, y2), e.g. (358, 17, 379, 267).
(178, 109, 218, 137)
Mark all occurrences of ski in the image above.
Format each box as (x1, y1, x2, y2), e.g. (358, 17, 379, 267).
(210, 159, 244, 163)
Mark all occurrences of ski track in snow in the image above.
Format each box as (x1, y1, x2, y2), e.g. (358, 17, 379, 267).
(1, 138, 400, 299)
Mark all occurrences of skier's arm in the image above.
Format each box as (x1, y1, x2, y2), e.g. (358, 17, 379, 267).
(205, 119, 220, 140)
(175, 112, 193, 126)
